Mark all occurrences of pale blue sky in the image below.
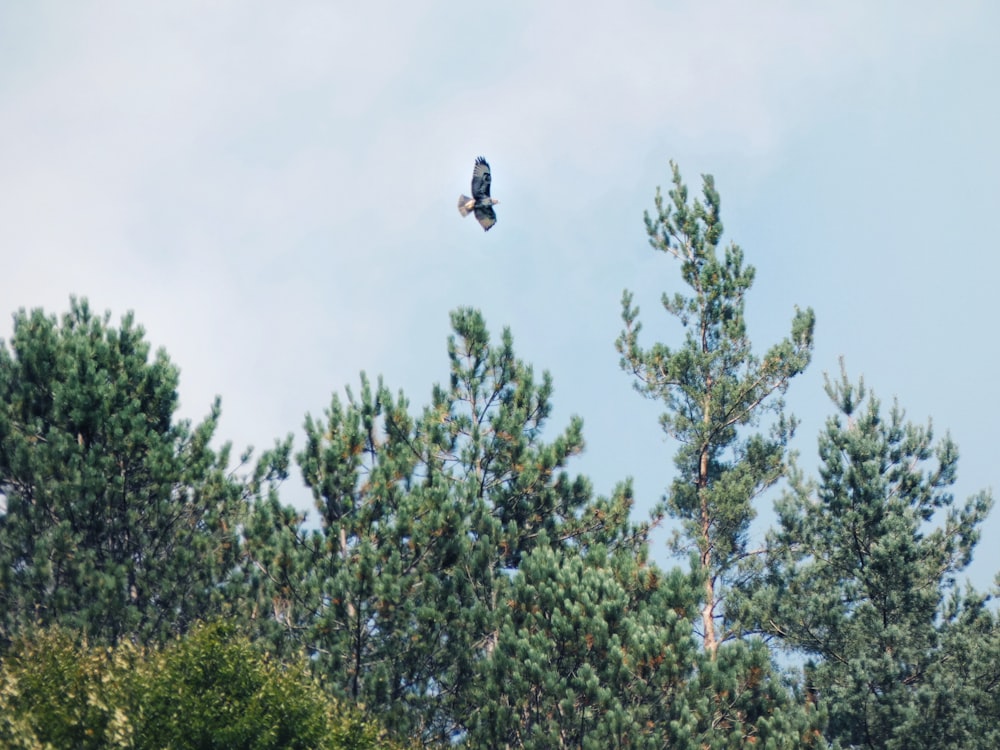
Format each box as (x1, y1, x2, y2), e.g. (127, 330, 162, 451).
(2, 1, 998, 588)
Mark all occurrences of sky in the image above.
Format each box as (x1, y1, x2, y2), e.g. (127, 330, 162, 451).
(2, 1, 998, 589)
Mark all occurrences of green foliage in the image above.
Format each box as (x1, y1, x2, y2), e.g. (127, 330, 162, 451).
(756, 366, 995, 749)
(470, 543, 825, 749)
(0, 298, 246, 647)
(3, 160, 997, 749)
(690, 638, 824, 750)
(240, 307, 645, 742)
(904, 586, 1000, 748)
(0, 626, 133, 749)
(469, 544, 703, 749)
(133, 621, 386, 750)
(0, 622, 398, 750)
(617, 161, 815, 651)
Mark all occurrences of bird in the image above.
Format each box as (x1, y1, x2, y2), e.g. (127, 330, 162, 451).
(458, 156, 499, 231)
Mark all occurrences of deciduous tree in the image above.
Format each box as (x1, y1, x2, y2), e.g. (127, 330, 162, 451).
(0, 622, 397, 750)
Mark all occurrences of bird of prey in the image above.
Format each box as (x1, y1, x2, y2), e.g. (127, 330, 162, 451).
(458, 156, 499, 231)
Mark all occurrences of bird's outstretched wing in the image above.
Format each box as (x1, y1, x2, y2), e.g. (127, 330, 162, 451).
(471, 156, 492, 200)
(474, 204, 496, 231)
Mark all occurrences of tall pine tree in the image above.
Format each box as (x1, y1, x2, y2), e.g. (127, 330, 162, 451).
(0, 299, 245, 648)
(241, 308, 641, 742)
(756, 367, 995, 749)
(244, 306, 823, 747)
(616, 162, 815, 653)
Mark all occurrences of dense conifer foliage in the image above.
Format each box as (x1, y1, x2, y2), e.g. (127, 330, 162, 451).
(239, 308, 650, 742)
(0, 299, 246, 648)
(1, 164, 996, 748)
(749, 368, 997, 749)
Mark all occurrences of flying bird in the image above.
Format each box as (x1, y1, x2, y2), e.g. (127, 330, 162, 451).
(458, 156, 499, 231)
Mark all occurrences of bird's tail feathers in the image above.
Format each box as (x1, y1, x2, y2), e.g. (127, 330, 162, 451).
(458, 195, 473, 217)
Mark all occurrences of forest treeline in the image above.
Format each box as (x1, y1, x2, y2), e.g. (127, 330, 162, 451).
(1, 164, 997, 749)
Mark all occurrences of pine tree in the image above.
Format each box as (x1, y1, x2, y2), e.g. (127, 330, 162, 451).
(469, 543, 705, 749)
(241, 307, 640, 742)
(0, 298, 245, 647)
(757, 367, 994, 749)
(616, 162, 815, 653)
(470, 541, 826, 749)
(901, 585, 1000, 749)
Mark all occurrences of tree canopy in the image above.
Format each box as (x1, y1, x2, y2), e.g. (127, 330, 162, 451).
(750, 366, 996, 749)
(617, 161, 815, 652)
(0, 298, 246, 648)
(0, 163, 996, 748)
